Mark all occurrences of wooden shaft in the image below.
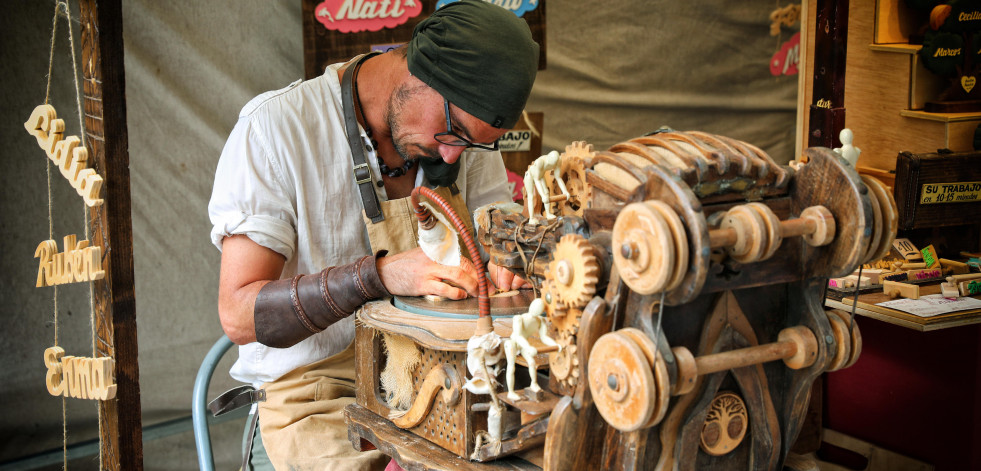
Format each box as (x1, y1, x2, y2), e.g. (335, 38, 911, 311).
(694, 340, 797, 376)
(779, 217, 815, 238)
(548, 194, 569, 202)
(708, 227, 738, 248)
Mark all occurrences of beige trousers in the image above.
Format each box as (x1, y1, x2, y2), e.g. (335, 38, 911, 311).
(256, 342, 387, 471)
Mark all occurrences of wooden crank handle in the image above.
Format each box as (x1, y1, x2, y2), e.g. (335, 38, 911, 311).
(671, 326, 818, 396)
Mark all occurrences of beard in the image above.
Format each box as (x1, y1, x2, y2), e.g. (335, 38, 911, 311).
(386, 82, 441, 163)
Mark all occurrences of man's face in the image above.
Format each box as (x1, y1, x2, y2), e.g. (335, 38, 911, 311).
(386, 79, 507, 165)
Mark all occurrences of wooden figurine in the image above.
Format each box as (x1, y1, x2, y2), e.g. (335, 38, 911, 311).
(504, 298, 559, 400)
(523, 150, 569, 224)
(833, 128, 861, 166)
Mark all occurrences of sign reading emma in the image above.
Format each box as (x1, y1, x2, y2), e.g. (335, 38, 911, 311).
(436, 0, 539, 17)
(314, 0, 423, 33)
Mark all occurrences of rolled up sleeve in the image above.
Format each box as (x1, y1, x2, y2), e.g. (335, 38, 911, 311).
(209, 118, 298, 260)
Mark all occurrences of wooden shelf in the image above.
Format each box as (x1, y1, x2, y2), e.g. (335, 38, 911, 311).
(869, 43, 920, 54)
(899, 109, 981, 123)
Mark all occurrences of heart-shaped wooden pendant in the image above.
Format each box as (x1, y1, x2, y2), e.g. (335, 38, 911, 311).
(962, 75, 976, 93)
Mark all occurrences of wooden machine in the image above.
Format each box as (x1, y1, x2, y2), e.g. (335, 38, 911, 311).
(346, 129, 896, 470)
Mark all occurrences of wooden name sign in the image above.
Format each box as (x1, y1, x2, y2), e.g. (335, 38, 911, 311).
(24, 104, 104, 207)
(35, 235, 105, 287)
(44, 346, 117, 400)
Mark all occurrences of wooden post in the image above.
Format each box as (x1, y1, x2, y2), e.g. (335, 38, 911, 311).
(78, 0, 143, 469)
(807, 0, 849, 149)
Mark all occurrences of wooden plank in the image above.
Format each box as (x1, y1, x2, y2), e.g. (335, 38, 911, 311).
(345, 403, 539, 471)
(78, 1, 143, 469)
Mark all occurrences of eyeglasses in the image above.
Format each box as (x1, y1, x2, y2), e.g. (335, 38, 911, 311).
(433, 99, 499, 151)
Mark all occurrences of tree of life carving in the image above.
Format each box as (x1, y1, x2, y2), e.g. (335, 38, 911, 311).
(700, 392, 748, 456)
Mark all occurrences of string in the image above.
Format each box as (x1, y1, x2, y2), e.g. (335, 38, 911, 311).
(45, 1, 60, 104)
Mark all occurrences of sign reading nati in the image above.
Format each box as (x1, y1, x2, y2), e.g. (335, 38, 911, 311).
(499, 130, 532, 152)
(314, 0, 423, 33)
(920, 181, 981, 204)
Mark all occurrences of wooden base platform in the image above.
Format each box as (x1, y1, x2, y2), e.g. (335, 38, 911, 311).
(345, 403, 540, 471)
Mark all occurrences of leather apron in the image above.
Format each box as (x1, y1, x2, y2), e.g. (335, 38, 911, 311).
(255, 53, 472, 471)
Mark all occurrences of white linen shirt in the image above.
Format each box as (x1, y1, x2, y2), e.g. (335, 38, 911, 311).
(209, 61, 511, 386)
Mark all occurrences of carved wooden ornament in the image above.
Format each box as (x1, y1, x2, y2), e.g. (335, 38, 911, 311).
(35, 235, 105, 287)
(700, 391, 748, 456)
(24, 104, 104, 206)
(44, 346, 117, 401)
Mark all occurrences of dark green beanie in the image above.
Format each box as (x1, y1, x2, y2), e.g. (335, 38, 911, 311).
(407, 0, 539, 129)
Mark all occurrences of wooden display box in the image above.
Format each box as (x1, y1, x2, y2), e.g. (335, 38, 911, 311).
(894, 150, 981, 229)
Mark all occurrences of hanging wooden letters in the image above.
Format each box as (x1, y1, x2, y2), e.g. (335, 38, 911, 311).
(24, 104, 104, 207)
(44, 346, 117, 401)
(35, 234, 106, 287)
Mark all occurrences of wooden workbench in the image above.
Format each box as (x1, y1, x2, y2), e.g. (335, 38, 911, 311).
(825, 283, 981, 331)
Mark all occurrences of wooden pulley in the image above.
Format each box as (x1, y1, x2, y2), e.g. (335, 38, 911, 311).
(709, 204, 836, 264)
(860, 175, 899, 263)
(860, 180, 884, 265)
(825, 309, 862, 370)
(611, 200, 687, 295)
(618, 328, 671, 428)
(717, 204, 768, 264)
(671, 326, 819, 396)
(588, 328, 669, 432)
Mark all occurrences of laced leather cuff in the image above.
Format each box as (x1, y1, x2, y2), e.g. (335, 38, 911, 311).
(254, 251, 390, 348)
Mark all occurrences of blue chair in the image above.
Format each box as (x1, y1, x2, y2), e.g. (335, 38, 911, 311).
(192, 335, 235, 471)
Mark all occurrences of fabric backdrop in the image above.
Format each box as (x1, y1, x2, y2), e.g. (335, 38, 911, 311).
(0, 1, 798, 469)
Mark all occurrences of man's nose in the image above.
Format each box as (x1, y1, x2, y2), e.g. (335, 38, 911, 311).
(439, 144, 466, 165)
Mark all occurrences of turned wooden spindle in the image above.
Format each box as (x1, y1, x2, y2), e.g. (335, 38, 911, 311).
(708, 204, 835, 264)
(589, 325, 818, 431)
(670, 325, 818, 396)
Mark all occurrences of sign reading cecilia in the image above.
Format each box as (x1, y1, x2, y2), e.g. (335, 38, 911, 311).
(919, 181, 981, 204)
(24, 105, 104, 207)
(44, 346, 117, 400)
(314, 0, 423, 33)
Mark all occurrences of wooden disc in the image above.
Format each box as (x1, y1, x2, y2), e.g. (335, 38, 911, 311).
(828, 309, 863, 368)
(647, 200, 689, 292)
(860, 182, 883, 265)
(612, 202, 675, 295)
(800, 205, 836, 247)
(671, 346, 697, 396)
(824, 313, 852, 372)
(588, 331, 657, 432)
(619, 328, 671, 427)
(778, 326, 819, 370)
(862, 175, 899, 263)
(720, 205, 767, 264)
(746, 202, 783, 262)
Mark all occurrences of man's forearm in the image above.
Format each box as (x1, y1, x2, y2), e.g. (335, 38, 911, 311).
(253, 252, 390, 348)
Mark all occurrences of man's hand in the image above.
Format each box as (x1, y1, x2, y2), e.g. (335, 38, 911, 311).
(487, 261, 531, 291)
(377, 247, 479, 299)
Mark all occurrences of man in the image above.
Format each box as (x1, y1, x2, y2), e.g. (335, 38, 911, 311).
(208, 1, 539, 469)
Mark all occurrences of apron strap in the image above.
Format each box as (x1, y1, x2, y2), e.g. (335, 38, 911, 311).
(341, 52, 384, 223)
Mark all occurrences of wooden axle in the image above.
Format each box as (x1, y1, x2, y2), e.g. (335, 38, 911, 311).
(670, 325, 818, 395)
(588, 326, 818, 431)
(613, 200, 835, 295)
(708, 204, 835, 264)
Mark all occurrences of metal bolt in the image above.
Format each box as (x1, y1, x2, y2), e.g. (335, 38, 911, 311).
(825, 335, 834, 344)
(444, 377, 451, 389)
(607, 374, 619, 391)
(620, 242, 635, 259)
(545, 292, 552, 303)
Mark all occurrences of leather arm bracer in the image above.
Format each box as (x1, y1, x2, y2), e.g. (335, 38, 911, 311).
(253, 252, 390, 348)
